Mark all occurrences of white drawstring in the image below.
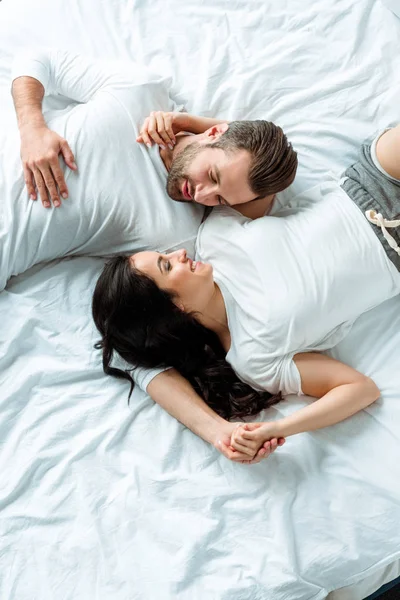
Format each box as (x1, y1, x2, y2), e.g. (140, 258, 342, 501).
(365, 209, 400, 256)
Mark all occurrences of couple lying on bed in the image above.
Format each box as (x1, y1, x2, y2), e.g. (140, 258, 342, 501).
(10, 49, 400, 463)
(93, 121, 400, 460)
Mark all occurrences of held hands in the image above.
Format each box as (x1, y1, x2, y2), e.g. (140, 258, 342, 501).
(20, 125, 77, 208)
(215, 422, 285, 464)
(230, 422, 285, 460)
(136, 111, 187, 149)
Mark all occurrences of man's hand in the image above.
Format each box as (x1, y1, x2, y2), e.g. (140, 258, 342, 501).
(214, 422, 285, 464)
(136, 111, 188, 150)
(20, 125, 77, 208)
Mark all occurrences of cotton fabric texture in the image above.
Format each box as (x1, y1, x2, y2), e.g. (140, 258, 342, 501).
(196, 182, 400, 395)
(4, 49, 203, 285)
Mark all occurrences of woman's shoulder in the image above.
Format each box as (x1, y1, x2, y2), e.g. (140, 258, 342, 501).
(200, 206, 249, 231)
(196, 206, 248, 256)
(227, 331, 302, 396)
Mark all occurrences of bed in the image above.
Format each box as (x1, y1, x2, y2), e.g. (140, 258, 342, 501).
(0, 1, 400, 598)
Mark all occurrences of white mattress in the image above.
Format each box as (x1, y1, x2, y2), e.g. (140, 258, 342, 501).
(1, 1, 400, 599)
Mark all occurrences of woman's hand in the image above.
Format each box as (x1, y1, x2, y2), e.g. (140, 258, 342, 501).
(136, 111, 187, 149)
(215, 422, 285, 464)
(230, 422, 285, 459)
(20, 124, 77, 208)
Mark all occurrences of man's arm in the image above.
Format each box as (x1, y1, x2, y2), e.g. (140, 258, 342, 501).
(146, 369, 280, 463)
(11, 49, 120, 207)
(12, 75, 76, 207)
(177, 114, 229, 135)
(12, 48, 125, 105)
(375, 125, 400, 181)
(137, 111, 229, 148)
(12, 76, 47, 132)
(11, 48, 144, 206)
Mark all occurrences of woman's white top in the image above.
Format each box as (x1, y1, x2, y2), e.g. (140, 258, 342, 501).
(196, 181, 400, 395)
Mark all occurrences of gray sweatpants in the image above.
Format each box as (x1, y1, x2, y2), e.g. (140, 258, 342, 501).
(341, 131, 400, 272)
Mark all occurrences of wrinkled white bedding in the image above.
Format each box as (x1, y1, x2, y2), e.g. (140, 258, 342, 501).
(1, 1, 400, 599)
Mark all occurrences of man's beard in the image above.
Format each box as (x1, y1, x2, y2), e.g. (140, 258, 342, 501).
(166, 142, 203, 201)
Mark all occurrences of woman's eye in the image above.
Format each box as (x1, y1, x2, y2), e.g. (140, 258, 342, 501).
(210, 172, 217, 184)
(166, 261, 171, 271)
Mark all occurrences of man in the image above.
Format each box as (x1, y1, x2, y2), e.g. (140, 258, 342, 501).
(7, 48, 296, 462)
(136, 111, 297, 219)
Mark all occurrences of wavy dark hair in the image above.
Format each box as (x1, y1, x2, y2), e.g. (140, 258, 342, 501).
(92, 255, 282, 420)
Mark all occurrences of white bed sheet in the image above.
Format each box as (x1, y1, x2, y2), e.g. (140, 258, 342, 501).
(1, 1, 400, 599)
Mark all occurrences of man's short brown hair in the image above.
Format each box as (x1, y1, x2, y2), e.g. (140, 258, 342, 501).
(210, 120, 298, 197)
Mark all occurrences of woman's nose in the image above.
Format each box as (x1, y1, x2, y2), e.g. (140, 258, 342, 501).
(178, 249, 187, 262)
(169, 249, 187, 263)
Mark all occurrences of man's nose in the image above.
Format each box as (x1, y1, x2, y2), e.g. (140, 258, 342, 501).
(194, 184, 217, 207)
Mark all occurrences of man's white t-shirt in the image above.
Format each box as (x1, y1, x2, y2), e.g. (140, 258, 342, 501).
(2, 49, 204, 390)
(196, 180, 400, 395)
(3, 49, 203, 283)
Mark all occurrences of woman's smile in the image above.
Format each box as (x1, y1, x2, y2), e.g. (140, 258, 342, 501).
(189, 259, 202, 272)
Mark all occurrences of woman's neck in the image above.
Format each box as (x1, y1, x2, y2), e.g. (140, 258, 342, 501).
(197, 283, 231, 353)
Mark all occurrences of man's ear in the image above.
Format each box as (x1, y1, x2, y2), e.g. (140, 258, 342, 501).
(203, 122, 229, 141)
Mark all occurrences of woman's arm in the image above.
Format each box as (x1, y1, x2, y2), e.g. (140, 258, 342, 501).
(147, 369, 281, 463)
(276, 353, 380, 437)
(230, 353, 380, 452)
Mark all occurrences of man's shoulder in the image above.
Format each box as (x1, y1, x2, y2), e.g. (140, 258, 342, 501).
(97, 65, 181, 128)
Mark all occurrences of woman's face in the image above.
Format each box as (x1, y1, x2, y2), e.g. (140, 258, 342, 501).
(131, 249, 215, 312)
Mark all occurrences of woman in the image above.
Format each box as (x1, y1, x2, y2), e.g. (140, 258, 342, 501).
(92, 126, 400, 457)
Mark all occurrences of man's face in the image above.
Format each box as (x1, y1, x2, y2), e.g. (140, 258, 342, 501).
(166, 143, 258, 207)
